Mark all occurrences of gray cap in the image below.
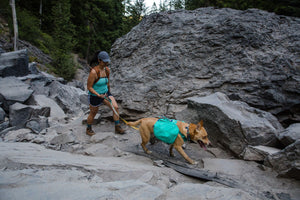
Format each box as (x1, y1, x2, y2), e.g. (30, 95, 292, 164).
(98, 51, 110, 63)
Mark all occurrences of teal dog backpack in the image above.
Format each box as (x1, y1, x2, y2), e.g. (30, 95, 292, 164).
(153, 118, 181, 144)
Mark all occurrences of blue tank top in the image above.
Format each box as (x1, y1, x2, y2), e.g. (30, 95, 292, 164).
(89, 77, 108, 96)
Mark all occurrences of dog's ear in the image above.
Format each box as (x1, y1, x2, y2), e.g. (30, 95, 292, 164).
(197, 120, 203, 129)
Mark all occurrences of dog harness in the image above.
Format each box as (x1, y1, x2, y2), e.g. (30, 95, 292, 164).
(153, 118, 188, 144)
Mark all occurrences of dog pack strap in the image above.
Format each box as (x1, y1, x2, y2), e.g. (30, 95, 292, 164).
(186, 126, 191, 141)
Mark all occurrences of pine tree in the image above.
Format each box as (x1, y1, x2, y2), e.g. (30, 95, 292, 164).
(50, 0, 76, 81)
(150, 2, 159, 13)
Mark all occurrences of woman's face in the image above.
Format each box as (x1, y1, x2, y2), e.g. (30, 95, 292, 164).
(99, 60, 109, 67)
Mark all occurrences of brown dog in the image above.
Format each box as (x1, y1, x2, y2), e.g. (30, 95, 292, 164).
(127, 118, 210, 164)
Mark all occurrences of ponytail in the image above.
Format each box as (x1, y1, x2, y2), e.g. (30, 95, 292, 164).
(89, 50, 101, 67)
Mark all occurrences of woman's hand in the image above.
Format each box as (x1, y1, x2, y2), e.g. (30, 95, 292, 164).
(97, 93, 108, 99)
(97, 94, 105, 99)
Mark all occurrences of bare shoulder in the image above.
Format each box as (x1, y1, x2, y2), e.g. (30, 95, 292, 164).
(90, 68, 97, 75)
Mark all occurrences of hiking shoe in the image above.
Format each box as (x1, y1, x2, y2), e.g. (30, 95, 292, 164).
(115, 125, 125, 134)
(86, 127, 95, 136)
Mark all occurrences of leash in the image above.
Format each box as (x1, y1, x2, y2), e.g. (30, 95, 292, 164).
(104, 97, 139, 130)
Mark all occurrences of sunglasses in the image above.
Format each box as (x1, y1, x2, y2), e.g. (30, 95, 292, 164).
(102, 61, 109, 66)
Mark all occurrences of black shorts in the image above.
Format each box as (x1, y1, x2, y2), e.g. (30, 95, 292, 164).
(88, 92, 112, 107)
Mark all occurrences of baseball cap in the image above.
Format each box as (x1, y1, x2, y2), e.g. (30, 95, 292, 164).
(97, 51, 110, 63)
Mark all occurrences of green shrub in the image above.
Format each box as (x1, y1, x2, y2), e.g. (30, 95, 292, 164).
(51, 51, 76, 81)
(17, 9, 41, 45)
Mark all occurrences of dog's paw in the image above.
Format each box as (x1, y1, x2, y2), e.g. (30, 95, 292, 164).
(146, 150, 152, 154)
(190, 160, 198, 165)
(169, 151, 175, 157)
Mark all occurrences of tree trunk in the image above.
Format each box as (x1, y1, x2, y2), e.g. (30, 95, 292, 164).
(39, 0, 43, 28)
(10, 0, 18, 51)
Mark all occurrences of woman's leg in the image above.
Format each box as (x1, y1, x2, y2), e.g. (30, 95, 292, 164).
(103, 96, 125, 134)
(86, 105, 99, 136)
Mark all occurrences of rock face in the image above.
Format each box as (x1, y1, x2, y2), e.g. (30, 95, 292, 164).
(110, 8, 300, 127)
(175, 92, 284, 156)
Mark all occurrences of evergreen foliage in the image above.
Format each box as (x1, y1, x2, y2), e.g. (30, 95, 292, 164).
(17, 9, 41, 46)
(185, 0, 300, 17)
(124, 0, 147, 33)
(50, 0, 76, 81)
(0, 0, 299, 81)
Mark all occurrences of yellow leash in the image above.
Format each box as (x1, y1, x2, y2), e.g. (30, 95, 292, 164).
(119, 117, 139, 130)
(104, 97, 139, 130)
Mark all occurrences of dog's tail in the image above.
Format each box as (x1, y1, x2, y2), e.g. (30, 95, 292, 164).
(127, 119, 142, 127)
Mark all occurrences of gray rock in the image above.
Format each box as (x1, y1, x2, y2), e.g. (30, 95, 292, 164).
(0, 107, 5, 122)
(0, 121, 9, 133)
(3, 128, 35, 142)
(49, 132, 76, 145)
(0, 126, 17, 138)
(278, 123, 300, 147)
(9, 102, 50, 128)
(84, 143, 118, 157)
(48, 81, 88, 115)
(0, 49, 29, 77)
(33, 94, 66, 120)
(166, 183, 259, 200)
(242, 145, 281, 161)
(90, 132, 113, 143)
(265, 140, 300, 180)
(30, 80, 51, 96)
(0, 77, 33, 111)
(67, 80, 85, 91)
(110, 8, 300, 126)
(28, 62, 40, 74)
(176, 92, 283, 156)
(25, 116, 49, 134)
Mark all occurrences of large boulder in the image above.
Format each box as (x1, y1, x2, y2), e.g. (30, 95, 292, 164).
(9, 102, 50, 128)
(48, 81, 88, 115)
(0, 49, 29, 77)
(110, 8, 300, 127)
(176, 92, 284, 157)
(0, 77, 33, 111)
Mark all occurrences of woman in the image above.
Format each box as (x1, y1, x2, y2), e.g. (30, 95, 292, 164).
(86, 51, 125, 136)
